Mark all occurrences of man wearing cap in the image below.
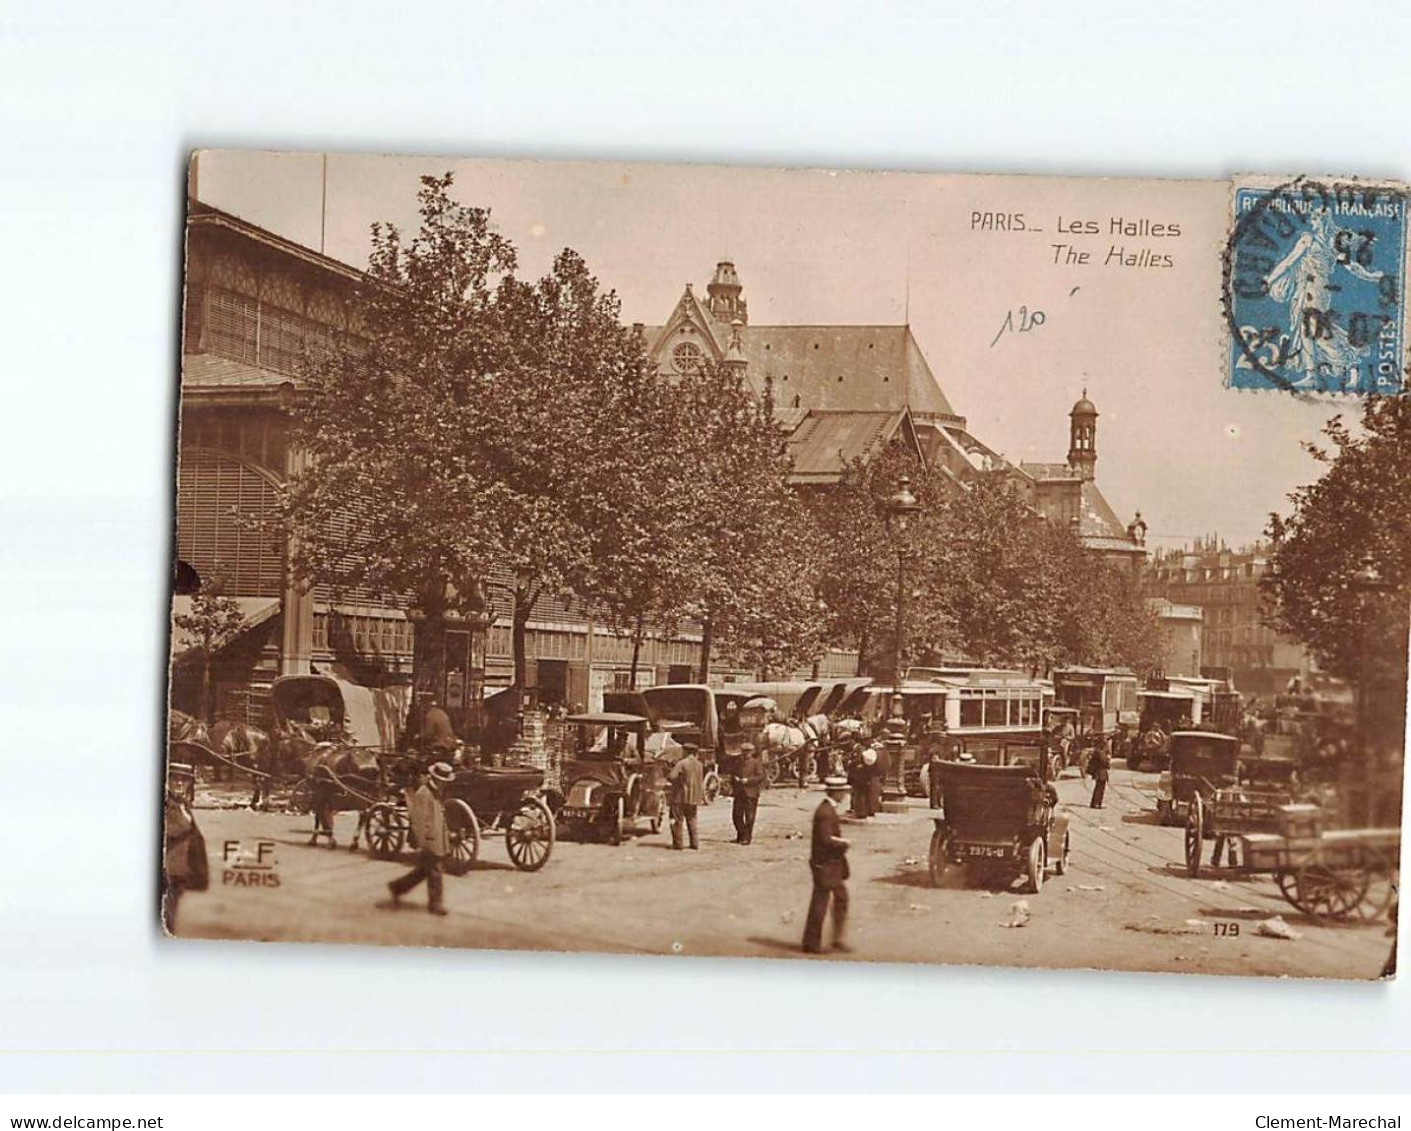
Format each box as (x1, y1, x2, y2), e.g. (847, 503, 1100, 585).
(668, 745, 706, 850)
(732, 742, 765, 845)
(803, 776, 852, 954)
(387, 762, 453, 915)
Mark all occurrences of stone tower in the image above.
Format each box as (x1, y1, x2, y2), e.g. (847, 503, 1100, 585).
(706, 260, 748, 324)
(1067, 389, 1098, 481)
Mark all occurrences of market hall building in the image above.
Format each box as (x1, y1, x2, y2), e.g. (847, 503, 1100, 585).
(171, 205, 1146, 725)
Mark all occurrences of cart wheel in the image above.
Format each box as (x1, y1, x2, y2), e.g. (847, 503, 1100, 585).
(1275, 867, 1298, 904)
(1185, 794, 1204, 878)
(928, 829, 950, 888)
(1047, 753, 1063, 782)
(1054, 832, 1070, 876)
(762, 754, 781, 789)
(289, 777, 314, 816)
(1291, 861, 1370, 921)
(1356, 850, 1399, 922)
(365, 803, 408, 860)
(444, 798, 481, 876)
(703, 770, 721, 806)
(505, 796, 555, 872)
(1026, 836, 1046, 894)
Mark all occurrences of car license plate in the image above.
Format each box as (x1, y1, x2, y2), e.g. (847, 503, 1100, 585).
(560, 807, 591, 820)
(965, 844, 1007, 859)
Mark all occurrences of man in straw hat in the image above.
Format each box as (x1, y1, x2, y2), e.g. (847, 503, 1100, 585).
(802, 775, 853, 954)
(387, 761, 454, 915)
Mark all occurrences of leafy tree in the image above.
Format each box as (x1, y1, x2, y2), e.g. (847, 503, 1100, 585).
(1263, 396, 1411, 741)
(174, 577, 247, 722)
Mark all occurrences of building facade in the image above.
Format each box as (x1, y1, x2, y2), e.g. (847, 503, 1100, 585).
(1144, 539, 1312, 695)
(1146, 598, 1204, 678)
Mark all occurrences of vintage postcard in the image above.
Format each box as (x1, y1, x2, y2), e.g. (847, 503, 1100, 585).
(163, 152, 1406, 979)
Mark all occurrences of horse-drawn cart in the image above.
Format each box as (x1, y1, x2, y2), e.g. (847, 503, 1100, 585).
(1185, 790, 1399, 921)
(365, 764, 556, 875)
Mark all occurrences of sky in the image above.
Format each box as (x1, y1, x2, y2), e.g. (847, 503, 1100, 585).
(193, 150, 1349, 549)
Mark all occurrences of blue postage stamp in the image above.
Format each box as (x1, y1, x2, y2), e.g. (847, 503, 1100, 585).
(1225, 177, 1407, 395)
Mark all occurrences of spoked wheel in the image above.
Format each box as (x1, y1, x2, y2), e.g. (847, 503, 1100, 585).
(703, 770, 721, 805)
(1288, 861, 1371, 921)
(762, 754, 781, 789)
(1026, 835, 1047, 894)
(444, 798, 482, 876)
(608, 796, 626, 845)
(506, 796, 555, 872)
(289, 777, 314, 816)
(1185, 794, 1204, 878)
(1047, 753, 1063, 782)
(365, 803, 408, 860)
(1055, 832, 1071, 876)
(1356, 850, 1399, 922)
(928, 829, 950, 888)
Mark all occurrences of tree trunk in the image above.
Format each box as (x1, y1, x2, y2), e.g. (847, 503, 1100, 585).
(628, 612, 645, 686)
(201, 656, 214, 723)
(857, 624, 870, 678)
(512, 583, 538, 692)
(697, 612, 714, 683)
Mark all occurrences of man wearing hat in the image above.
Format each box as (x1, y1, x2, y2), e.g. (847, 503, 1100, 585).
(387, 762, 454, 915)
(731, 742, 765, 845)
(803, 776, 852, 954)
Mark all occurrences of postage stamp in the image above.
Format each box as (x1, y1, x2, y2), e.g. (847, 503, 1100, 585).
(1225, 176, 1408, 395)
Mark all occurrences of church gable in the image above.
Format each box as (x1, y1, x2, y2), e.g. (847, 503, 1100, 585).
(646, 285, 726, 375)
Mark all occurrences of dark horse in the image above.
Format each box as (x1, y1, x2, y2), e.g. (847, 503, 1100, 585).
(281, 733, 386, 849)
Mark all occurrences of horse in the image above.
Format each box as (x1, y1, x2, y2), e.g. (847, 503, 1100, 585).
(758, 716, 826, 786)
(168, 709, 209, 748)
(206, 721, 274, 806)
(292, 740, 385, 849)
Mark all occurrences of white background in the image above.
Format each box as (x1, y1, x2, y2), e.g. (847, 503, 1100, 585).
(0, 0, 1408, 1095)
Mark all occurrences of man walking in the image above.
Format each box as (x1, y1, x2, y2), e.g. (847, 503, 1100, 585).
(668, 745, 706, 850)
(387, 762, 453, 915)
(1088, 741, 1111, 809)
(732, 742, 765, 845)
(802, 776, 852, 954)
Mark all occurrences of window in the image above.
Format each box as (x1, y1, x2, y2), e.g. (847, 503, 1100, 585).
(959, 696, 982, 727)
(672, 341, 703, 374)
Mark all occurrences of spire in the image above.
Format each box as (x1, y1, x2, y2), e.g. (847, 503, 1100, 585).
(724, 319, 748, 374)
(706, 260, 747, 324)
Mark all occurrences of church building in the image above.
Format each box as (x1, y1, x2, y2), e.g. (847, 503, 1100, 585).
(641, 262, 1146, 567)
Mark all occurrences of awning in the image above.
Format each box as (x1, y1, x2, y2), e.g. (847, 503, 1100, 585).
(170, 596, 281, 660)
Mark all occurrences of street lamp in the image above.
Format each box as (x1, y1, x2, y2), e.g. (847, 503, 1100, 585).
(1351, 555, 1391, 791)
(882, 475, 923, 805)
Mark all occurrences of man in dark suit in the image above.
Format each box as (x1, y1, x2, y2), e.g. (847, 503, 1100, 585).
(802, 776, 852, 954)
(1088, 741, 1111, 809)
(732, 742, 765, 845)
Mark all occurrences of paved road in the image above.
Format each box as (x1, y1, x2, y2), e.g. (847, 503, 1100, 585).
(175, 766, 1394, 979)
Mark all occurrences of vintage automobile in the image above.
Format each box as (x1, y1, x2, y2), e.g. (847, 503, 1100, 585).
(927, 759, 1070, 893)
(1154, 731, 1242, 826)
(556, 712, 669, 844)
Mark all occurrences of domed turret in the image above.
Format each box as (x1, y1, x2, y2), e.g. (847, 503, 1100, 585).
(1068, 387, 1098, 480)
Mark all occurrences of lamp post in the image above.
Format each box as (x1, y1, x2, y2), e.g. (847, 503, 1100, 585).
(882, 475, 923, 805)
(1351, 556, 1390, 786)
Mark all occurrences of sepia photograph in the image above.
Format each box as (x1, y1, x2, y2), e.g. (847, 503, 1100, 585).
(162, 152, 1406, 980)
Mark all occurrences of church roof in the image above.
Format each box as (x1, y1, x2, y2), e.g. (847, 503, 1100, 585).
(1018, 460, 1081, 480)
(784, 409, 908, 485)
(643, 320, 960, 420)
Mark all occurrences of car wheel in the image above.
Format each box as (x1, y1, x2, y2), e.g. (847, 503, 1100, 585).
(1026, 835, 1046, 894)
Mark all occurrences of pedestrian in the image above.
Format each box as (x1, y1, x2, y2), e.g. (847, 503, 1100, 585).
(387, 762, 453, 915)
(855, 747, 877, 817)
(871, 743, 890, 814)
(668, 745, 706, 850)
(161, 764, 206, 935)
(802, 775, 852, 954)
(732, 742, 765, 845)
(1088, 741, 1111, 809)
